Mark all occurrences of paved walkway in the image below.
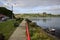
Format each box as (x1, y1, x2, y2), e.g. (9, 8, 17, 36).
(9, 20, 27, 40)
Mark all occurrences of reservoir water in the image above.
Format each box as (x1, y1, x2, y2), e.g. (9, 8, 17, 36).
(29, 17, 60, 38)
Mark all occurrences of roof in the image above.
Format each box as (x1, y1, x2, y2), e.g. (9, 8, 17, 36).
(0, 14, 5, 17)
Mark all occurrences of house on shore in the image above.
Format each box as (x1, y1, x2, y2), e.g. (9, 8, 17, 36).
(0, 14, 9, 21)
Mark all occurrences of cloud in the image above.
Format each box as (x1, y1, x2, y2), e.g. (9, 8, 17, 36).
(13, 1, 26, 7)
(46, 5, 60, 11)
(0, 1, 4, 7)
(1, 0, 60, 8)
(10, 0, 60, 8)
(0, 0, 60, 14)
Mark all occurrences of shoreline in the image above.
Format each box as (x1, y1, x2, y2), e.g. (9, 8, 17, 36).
(25, 19, 60, 40)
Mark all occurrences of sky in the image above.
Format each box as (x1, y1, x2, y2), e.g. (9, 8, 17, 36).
(0, 0, 60, 14)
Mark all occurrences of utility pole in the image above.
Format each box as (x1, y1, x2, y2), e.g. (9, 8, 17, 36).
(5, 0, 14, 19)
(4, 0, 17, 19)
(12, 5, 13, 19)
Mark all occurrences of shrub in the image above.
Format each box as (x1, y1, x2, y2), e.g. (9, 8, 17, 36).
(25, 19, 32, 23)
(14, 22, 19, 27)
(0, 32, 5, 40)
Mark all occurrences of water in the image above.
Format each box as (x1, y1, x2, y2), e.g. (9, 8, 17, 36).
(29, 17, 60, 38)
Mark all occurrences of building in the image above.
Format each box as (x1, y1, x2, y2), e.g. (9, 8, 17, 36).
(0, 14, 9, 21)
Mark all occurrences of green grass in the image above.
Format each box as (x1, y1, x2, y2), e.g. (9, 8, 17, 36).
(0, 20, 17, 40)
(29, 22, 58, 40)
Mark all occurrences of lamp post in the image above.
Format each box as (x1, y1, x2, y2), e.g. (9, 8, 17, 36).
(12, 3, 16, 19)
(4, 3, 16, 19)
(11, 3, 17, 19)
(12, 5, 13, 19)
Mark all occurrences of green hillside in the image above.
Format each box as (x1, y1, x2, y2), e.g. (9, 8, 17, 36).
(0, 7, 15, 18)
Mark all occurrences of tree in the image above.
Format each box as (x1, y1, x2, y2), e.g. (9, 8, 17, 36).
(0, 7, 15, 18)
(43, 12, 47, 17)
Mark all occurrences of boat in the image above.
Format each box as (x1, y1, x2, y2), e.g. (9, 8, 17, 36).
(49, 28, 56, 32)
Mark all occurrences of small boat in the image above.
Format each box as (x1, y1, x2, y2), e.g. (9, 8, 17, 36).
(49, 28, 56, 35)
(50, 28, 56, 32)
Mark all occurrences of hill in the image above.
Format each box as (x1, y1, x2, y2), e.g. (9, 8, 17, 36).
(0, 7, 15, 18)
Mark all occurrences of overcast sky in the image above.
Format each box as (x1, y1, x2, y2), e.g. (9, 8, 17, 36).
(0, 0, 60, 14)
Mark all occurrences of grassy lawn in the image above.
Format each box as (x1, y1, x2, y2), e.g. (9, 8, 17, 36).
(0, 20, 17, 40)
(28, 22, 58, 40)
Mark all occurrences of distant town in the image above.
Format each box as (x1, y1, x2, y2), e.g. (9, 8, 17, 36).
(15, 12, 60, 18)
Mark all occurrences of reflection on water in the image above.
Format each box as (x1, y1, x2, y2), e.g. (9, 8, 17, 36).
(42, 19, 47, 22)
(29, 17, 60, 38)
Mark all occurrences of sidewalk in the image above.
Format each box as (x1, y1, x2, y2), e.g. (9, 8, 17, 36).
(9, 20, 27, 40)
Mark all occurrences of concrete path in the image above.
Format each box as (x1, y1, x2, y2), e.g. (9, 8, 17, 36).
(9, 20, 27, 40)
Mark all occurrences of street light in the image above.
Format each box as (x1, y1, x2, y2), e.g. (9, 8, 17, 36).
(4, 3, 16, 19)
(11, 3, 17, 19)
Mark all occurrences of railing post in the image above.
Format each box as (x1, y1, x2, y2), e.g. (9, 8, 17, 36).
(26, 22, 30, 40)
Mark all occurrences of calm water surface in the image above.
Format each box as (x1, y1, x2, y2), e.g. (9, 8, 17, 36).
(29, 17, 60, 38)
